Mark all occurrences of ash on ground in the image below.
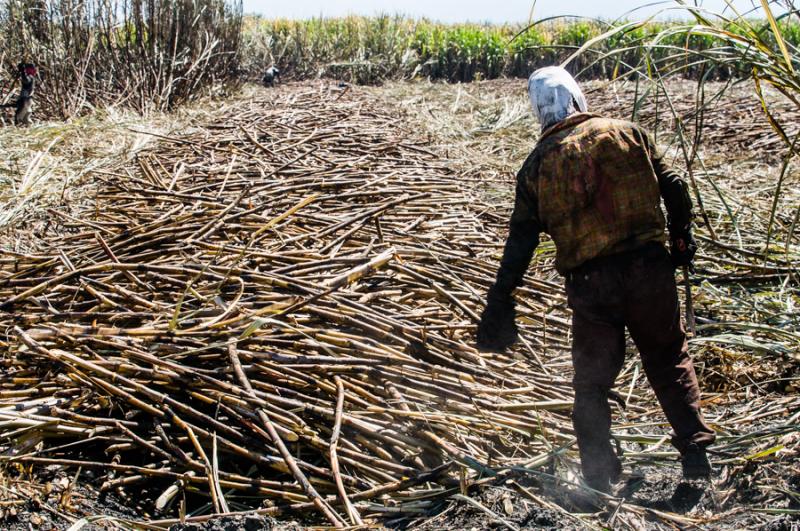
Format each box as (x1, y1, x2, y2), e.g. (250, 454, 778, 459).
(169, 515, 303, 531)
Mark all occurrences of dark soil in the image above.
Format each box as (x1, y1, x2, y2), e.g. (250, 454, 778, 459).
(396, 462, 800, 531)
(168, 515, 303, 531)
(402, 487, 577, 531)
(616, 466, 717, 514)
(9, 467, 795, 531)
(760, 516, 800, 531)
(0, 465, 140, 530)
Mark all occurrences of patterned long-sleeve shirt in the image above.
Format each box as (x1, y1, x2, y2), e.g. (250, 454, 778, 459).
(491, 113, 693, 298)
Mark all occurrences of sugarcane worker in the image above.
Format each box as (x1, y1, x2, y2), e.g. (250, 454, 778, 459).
(476, 66, 716, 493)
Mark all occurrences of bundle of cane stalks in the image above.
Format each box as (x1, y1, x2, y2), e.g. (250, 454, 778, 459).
(3, 83, 798, 529)
(1, 84, 578, 527)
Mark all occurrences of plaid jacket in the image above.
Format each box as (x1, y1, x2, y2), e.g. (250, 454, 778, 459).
(493, 113, 693, 289)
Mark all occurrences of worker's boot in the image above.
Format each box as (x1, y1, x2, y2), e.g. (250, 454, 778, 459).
(573, 390, 622, 493)
(681, 443, 712, 479)
(582, 445, 622, 493)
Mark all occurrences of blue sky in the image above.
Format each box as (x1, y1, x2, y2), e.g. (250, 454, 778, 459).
(242, 0, 769, 23)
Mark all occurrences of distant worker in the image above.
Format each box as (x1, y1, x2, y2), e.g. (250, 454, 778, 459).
(263, 66, 280, 88)
(1, 63, 37, 126)
(477, 66, 715, 493)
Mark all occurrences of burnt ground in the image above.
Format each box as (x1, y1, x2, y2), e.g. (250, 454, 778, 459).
(0, 464, 305, 530)
(168, 516, 302, 531)
(0, 465, 139, 530)
(403, 487, 577, 531)
(398, 464, 800, 531)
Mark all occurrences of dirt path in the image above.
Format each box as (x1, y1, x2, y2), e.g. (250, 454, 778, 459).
(0, 82, 797, 530)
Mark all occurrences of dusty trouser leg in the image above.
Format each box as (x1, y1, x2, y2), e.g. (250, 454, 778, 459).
(15, 98, 32, 126)
(567, 271, 626, 490)
(573, 389, 623, 489)
(624, 248, 716, 453)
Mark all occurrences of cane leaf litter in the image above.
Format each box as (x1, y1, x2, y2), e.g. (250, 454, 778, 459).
(0, 80, 798, 530)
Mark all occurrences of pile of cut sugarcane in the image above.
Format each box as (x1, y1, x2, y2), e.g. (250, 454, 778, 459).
(1, 83, 798, 529)
(0, 84, 578, 526)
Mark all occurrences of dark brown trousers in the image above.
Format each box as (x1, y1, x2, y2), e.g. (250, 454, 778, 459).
(565, 243, 715, 481)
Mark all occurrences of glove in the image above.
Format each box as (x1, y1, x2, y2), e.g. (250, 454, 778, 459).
(476, 288, 518, 352)
(670, 229, 697, 270)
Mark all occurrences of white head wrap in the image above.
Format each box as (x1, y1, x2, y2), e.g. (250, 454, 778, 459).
(527, 66, 588, 132)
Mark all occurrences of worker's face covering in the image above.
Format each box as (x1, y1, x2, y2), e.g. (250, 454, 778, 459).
(527, 66, 588, 132)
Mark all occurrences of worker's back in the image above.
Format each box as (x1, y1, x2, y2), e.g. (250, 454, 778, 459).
(522, 112, 667, 273)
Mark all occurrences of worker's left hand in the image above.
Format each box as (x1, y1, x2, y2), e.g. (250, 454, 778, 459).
(670, 229, 697, 270)
(476, 289, 518, 352)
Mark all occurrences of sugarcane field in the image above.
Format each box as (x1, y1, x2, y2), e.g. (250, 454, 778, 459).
(1, 1, 799, 530)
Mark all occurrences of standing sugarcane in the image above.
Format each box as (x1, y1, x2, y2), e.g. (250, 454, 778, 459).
(476, 66, 713, 494)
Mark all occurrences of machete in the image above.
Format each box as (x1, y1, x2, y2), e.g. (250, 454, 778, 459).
(683, 265, 697, 336)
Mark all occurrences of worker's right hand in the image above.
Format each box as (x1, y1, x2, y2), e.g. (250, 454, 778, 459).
(476, 289, 518, 352)
(670, 229, 697, 270)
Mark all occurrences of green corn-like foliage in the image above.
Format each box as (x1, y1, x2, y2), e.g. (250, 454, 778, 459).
(241, 15, 800, 84)
(560, 0, 800, 250)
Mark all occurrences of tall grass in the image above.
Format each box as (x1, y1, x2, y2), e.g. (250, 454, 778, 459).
(240, 14, 800, 84)
(563, 0, 800, 252)
(0, 0, 243, 119)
